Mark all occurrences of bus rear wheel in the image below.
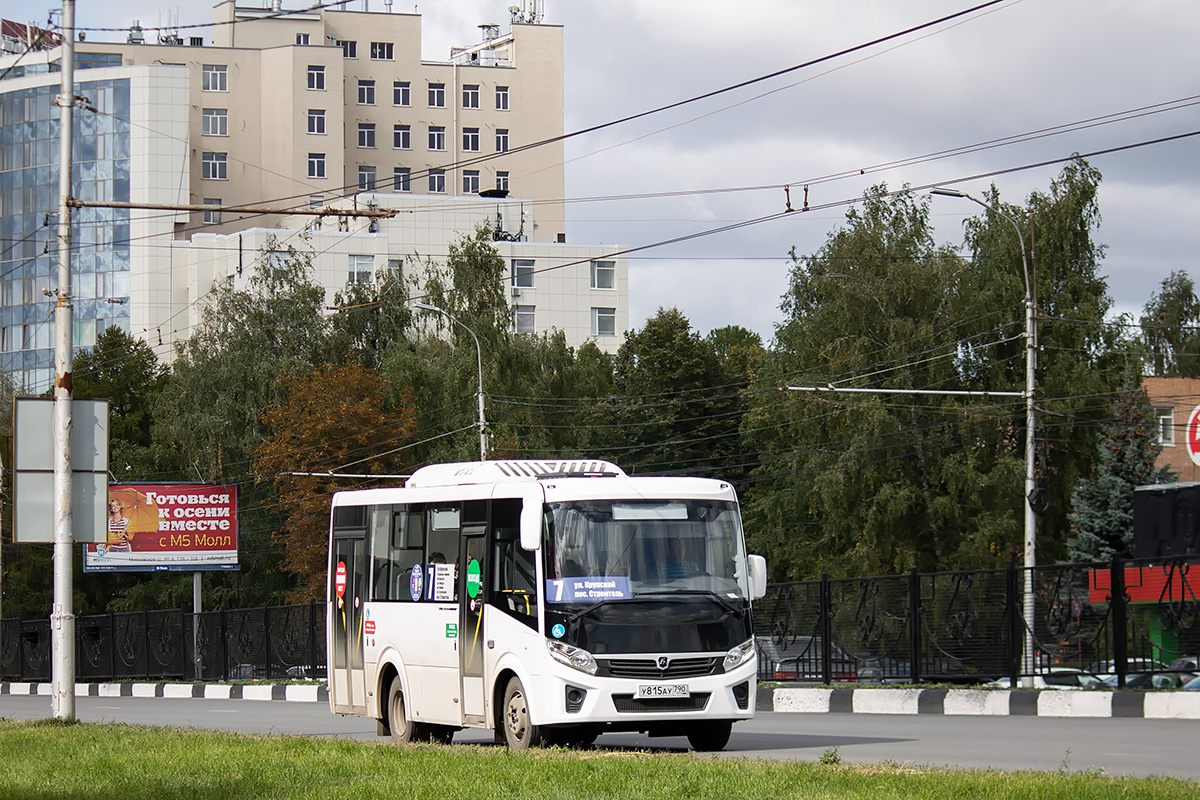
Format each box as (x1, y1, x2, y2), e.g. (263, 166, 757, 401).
(386, 677, 428, 744)
(687, 720, 732, 752)
(502, 677, 543, 749)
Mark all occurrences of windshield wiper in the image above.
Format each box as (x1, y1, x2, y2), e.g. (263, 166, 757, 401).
(636, 589, 744, 616)
(565, 597, 629, 623)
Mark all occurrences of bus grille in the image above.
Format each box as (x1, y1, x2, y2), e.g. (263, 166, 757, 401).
(611, 693, 711, 713)
(602, 657, 720, 679)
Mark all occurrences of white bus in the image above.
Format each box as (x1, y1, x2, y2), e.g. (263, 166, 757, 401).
(326, 459, 767, 751)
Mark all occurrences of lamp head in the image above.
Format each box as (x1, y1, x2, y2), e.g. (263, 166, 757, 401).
(930, 187, 967, 198)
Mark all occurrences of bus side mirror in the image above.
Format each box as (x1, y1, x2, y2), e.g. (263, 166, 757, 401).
(748, 554, 767, 600)
(519, 483, 544, 551)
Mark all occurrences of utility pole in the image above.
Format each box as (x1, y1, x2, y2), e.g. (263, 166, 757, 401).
(51, 0, 77, 721)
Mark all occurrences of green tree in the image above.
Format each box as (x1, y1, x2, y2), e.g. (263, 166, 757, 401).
(610, 308, 741, 477)
(1068, 378, 1172, 562)
(744, 186, 1011, 579)
(73, 327, 168, 479)
(1140, 270, 1200, 377)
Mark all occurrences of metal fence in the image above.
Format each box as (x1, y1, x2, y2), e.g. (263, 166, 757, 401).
(754, 555, 1200, 686)
(0, 602, 326, 683)
(3, 556, 1198, 686)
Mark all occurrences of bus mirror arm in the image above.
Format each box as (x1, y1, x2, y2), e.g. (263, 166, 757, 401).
(748, 554, 768, 600)
(519, 483, 545, 551)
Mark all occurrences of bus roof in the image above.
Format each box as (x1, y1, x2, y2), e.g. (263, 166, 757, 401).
(405, 459, 626, 488)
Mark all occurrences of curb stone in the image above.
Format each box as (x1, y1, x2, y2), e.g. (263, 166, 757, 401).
(5, 682, 1198, 718)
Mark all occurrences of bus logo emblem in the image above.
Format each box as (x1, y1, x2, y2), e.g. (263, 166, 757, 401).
(657, 657, 669, 670)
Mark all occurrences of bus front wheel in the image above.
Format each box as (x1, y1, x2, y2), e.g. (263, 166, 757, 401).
(502, 677, 543, 749)
(687, 720, 732, 752)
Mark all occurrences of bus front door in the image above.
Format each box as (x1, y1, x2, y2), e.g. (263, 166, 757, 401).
(458, 525, 488, 725)
(330, 534, 367, 715)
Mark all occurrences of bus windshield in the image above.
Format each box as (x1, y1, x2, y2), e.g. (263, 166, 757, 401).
(544, 499, 750, 603)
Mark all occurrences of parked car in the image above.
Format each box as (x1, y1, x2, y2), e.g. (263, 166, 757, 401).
(985, 669, 1101, 690)
(1181, 674, 1200, 690)
(755, 636, 857, 682)
(1083, 658, 1167, 680)
(1166, 655, 1199, 673)
(1097, 671, 1194, 690)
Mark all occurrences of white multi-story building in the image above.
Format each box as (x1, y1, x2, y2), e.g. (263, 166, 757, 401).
(0, 3, 624, 390)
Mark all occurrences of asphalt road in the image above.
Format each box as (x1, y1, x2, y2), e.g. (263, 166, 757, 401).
(1, 694, 1196, 779)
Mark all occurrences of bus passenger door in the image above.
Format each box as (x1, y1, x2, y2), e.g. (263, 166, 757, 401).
(458, 524, 488, 725)
(330, 534, 367, 715)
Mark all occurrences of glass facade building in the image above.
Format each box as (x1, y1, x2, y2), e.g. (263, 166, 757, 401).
(0, 55, 131, 391)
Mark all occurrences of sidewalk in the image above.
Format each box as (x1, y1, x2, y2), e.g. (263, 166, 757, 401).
(1, 681, 327, 703)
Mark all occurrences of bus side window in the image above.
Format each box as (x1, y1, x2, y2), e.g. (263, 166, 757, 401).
(370, 505, 391, 601)
(492, 500, 537, 629)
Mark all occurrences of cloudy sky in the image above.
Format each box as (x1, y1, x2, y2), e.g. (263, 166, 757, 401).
(18, 0, 1200, 343)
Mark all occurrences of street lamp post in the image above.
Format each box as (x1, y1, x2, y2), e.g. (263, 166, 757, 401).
(413, 303, 489, 460)
(932, 187, 1037, 687)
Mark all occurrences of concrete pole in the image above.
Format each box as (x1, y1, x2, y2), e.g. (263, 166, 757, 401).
(51, 0, 78, 721)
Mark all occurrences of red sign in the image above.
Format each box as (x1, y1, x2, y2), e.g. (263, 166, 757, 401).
(1188, 405, 1200, 467)
(1089, 564, 1200, 605)
(365, 620, 376, 635)
(335, 561, 347, 598)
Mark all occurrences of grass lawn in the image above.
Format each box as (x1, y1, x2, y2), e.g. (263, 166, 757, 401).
(0, 719, 1194, 799)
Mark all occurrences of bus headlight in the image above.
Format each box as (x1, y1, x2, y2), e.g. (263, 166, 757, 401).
(546, 639, 598, 675)
(723, 638, 755, 671)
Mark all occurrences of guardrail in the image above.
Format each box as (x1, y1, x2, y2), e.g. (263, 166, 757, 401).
(754, 555, 1200, 687)
(0, 602, 325, 683)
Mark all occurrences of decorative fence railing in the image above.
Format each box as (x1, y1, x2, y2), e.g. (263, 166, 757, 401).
(3, 556, 1197, 686)
(0, 602, 325, 683)
(754, 555, 1200, 687)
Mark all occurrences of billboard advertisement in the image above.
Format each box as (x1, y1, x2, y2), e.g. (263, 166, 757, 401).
(82, 483, 239, 572)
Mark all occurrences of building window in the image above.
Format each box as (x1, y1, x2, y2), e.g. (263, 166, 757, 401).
(349, 254, 373, 284)
(341, 40, 357, 58)
(1158, 408, 1175, 445)
(511, 259, 534, 289)
(393, 167, 410, 192)
(296, 33, 310, 45)
(515, 305, 535, 334)
(358, 80, 375, 105)
(358, 123, 376, 148)
(358, 165, 377, 191)
(308, 109, 325, 134)
(462, 84, 479, 109)
(592, 307, 616, 337)
(370, 41, 394, 60)
(495, 85, 509, 110)
(495, 128, 509, 152)
(308, 152, 326, 178)
(428, 125, 445, 151)
(202, 152, 228, 180)
(428, 82, 445, 108)
(591, 260, 615, 290)
(496, 171, 509, 192)
(307, 65, 325, 90)
(428, 169, 445, 193)
(463, 127, 480, 152)
(202, 64, 227, 91)
(203, 198, 222, 224)
(463, 170, 480, 194)
(393, 81, 410, 106)
(310, 195, 324, 208)
(393, 124, 410, 149)
(202, 108, 228, 136)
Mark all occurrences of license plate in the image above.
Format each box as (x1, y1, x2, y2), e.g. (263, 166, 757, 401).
(636, 683, 689, 699)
